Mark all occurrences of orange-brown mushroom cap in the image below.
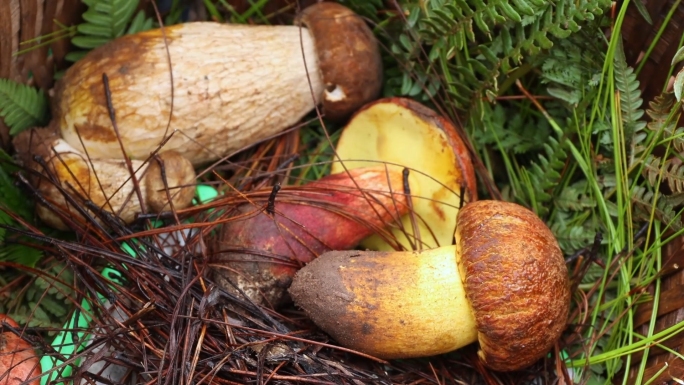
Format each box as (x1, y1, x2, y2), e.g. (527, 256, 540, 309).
(296, 2, 383, 121)
(455, 200, 571, 372)
(0, 315, 41, 385)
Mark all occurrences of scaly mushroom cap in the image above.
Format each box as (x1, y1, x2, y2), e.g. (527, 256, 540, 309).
(296, 2, 383, 121)
(455, 200, 570, 371)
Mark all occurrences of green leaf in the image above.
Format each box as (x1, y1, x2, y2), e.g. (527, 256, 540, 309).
(0, 244, 43, 268)
(674, 69, 684, 102)
(67, 0, 155, 62)
(0, 79, 50, 135)
(633, 0, 653, 25)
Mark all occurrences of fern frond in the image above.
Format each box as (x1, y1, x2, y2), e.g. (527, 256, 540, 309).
(0, 79, 49, 135)
(550, 210, 599, 254)
(554, 181, 596, 211)
(613, 37, 646, 142)
(473, 103, 552, 153)
(631, 186, 683, 230)
(649, 93, 684, 150)
(393, 0, 611, 110)
(643, 155, 684, 194)
(66, 0, 154, 62)
(521, 136, 568, 215)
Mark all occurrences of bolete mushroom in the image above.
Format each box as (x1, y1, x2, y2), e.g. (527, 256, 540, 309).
(209, 166, 410, 307)
(13, 126, 196, 230)
(0, 315, 41, 385)
(289, 200, 571, 372)
(53, 2, 382, 166)
(330, 98, 477, 251)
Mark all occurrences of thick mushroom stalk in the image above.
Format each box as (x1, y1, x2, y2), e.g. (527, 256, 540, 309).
(289, 200, 571, 372)
(54, 2, 381, 166)
(13, 127, 196, 230)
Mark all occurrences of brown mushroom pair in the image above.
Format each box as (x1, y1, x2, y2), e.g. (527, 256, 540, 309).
(14, 2, 382, 229)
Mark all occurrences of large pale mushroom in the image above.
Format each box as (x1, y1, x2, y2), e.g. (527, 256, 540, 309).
(54, 2, 382, 166)
(14, 2, 382, 229)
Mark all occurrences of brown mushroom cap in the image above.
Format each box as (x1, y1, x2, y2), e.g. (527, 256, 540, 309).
(296, 2, 383, 121)
(455, 200, 570, 372)
(0, 315, 41, 385)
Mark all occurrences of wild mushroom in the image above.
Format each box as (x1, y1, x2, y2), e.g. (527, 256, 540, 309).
(13, 127, 196, 230)
(53, 2, 382, 166)
(209, 166, 410, 307)
(0, 315, 41, 385)
(289, 200, 571, 372)
(330, 97, 477, 251)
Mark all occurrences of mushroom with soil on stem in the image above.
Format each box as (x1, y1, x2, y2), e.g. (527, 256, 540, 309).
(51, 2, 382, 166)
(289, 200, 571, 372)
(0, 314, 41, 385)
(208, 166, 411, 308)
(330, 97, 478, 251)
(12, 127, 196, 230)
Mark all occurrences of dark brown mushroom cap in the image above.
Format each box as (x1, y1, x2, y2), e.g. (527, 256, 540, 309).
(296, 2, 382, 121)
(455, 200, 571, 372)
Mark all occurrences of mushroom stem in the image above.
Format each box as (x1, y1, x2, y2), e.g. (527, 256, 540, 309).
(288, 247, 478, 358)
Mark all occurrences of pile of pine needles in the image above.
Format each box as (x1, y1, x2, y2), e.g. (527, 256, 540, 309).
(2, 133, 577, 385)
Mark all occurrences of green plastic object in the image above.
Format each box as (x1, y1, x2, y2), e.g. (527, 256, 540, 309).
(40, 185, 218, 385)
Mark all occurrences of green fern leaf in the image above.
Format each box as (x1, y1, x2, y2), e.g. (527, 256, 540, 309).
(613, 38, 645, 141)
(632, 186, 683, 229)
(68, 0, 154, 61)
(0, 79, 49, 135)
(550, 210, 600, 254)
(554, 182, 596, 211)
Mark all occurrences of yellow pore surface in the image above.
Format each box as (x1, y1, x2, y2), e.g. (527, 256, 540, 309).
(331, 101, 465, 251)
